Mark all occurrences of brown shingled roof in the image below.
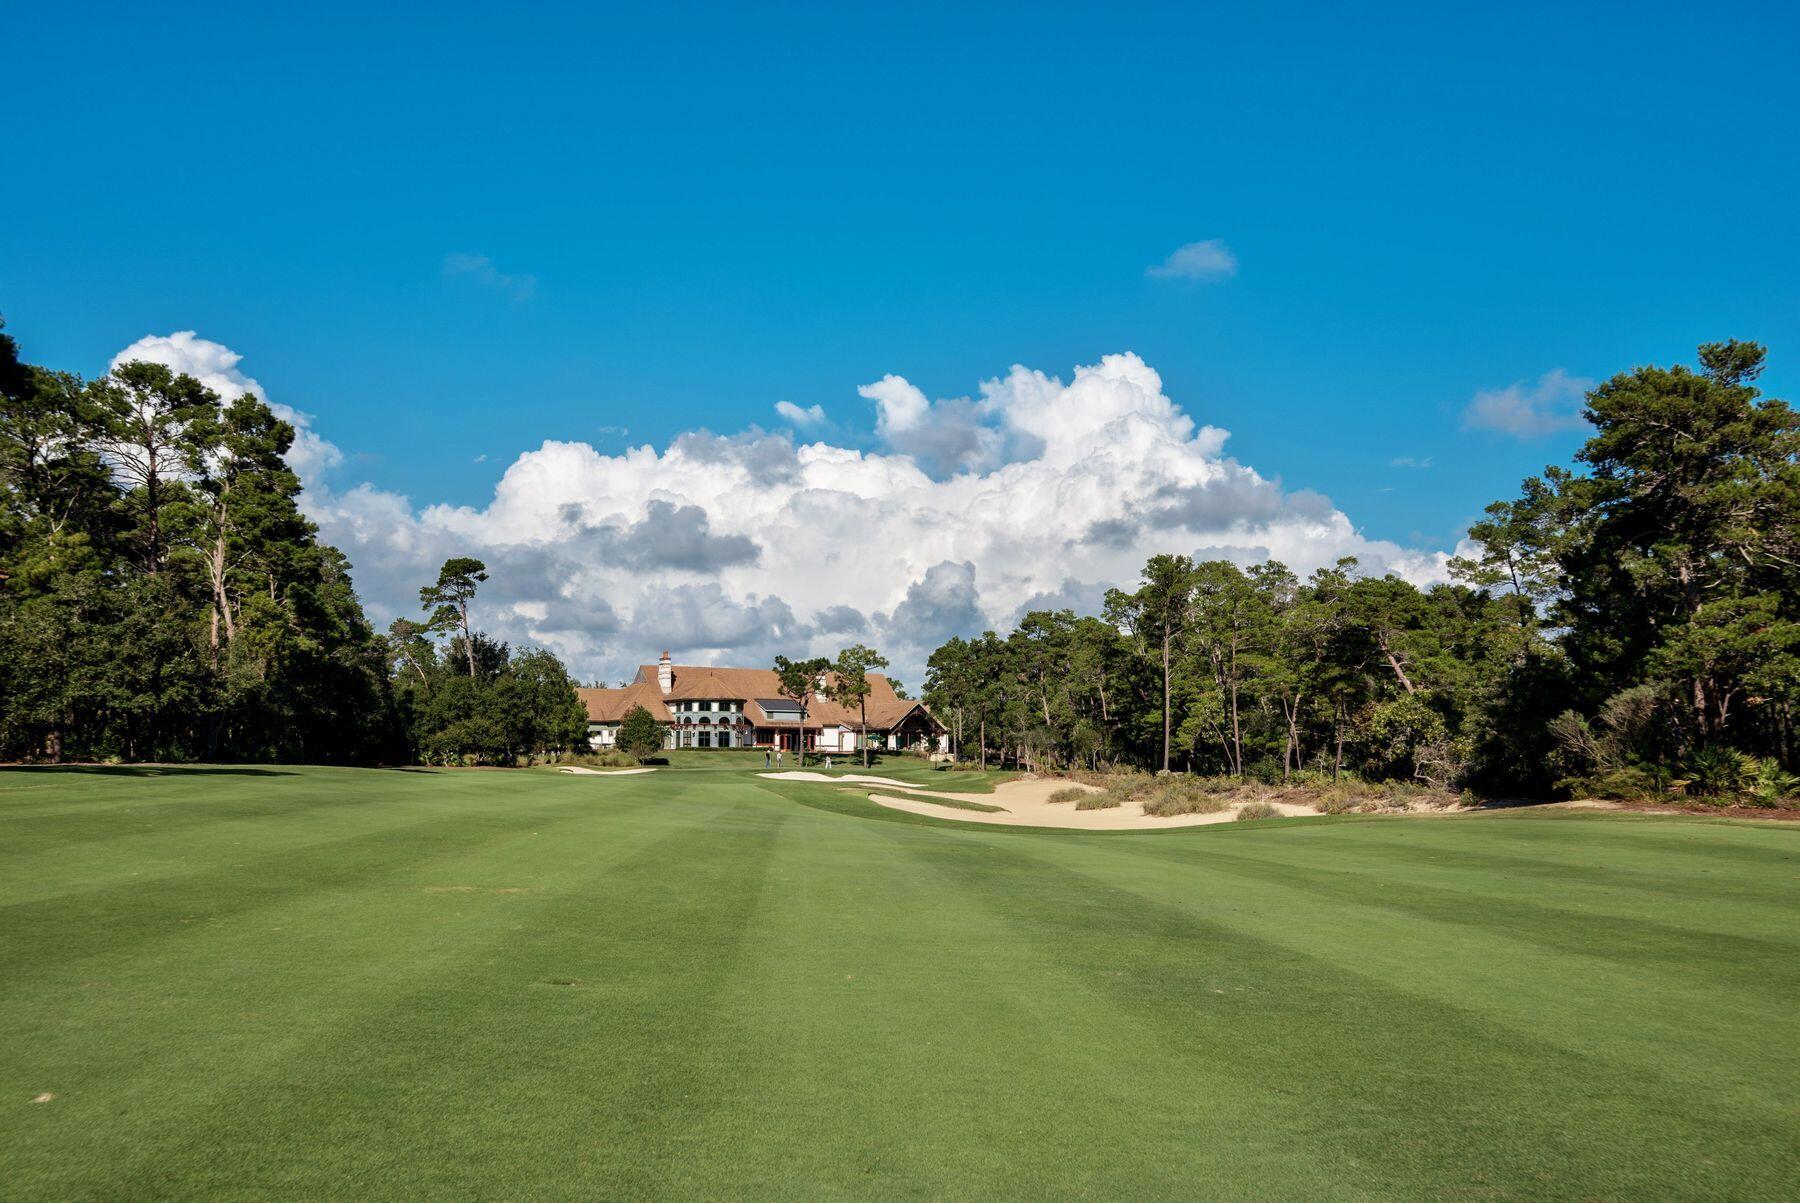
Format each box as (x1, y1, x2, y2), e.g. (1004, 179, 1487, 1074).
(581, 663, 939, 733)
(577, 680, 670, 723)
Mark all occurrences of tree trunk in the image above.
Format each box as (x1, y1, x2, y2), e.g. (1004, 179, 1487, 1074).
(461, 604, 477, 678)
(1675, 561, 1711, 734)
(1282, 693, 1302, 783)
(1333, 702, 1345, 782)
(143, 448, 163, 575)
(1378, 635, 1416, 695)
(1161, 626, 1172, 772)
(205, 484, 236, 667)
(1228, 655, 1243, 777)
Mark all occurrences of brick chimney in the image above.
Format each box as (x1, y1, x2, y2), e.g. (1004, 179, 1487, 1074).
(657, 651, 673, 696)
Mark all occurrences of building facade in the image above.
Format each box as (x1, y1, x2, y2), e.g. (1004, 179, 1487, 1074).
(579, 653, 946, 754)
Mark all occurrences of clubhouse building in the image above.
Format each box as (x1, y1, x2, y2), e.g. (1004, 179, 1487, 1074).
(578, 652, 946, 754)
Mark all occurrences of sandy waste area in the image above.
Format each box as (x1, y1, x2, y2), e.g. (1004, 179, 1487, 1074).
(759, 771, 1315, 830)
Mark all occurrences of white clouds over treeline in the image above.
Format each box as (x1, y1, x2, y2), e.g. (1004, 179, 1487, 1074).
(113, 335, 1451, 685)
(110, 332, 343, 478)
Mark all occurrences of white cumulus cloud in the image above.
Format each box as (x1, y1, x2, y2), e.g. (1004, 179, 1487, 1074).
(774, 400, 826, 426)
(110, 332, 343, 479)
(1463, 369, 1594, 438)
(301, 350, 1450, 686)
(1146, 238, 1238, 281)
(859, 374, 932, 436)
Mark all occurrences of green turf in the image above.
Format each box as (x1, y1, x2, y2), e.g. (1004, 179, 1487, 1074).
(3, 765, 1796, 1200)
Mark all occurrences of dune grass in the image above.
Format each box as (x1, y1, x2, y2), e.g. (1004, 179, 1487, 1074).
(3, 764, 1796, 1199)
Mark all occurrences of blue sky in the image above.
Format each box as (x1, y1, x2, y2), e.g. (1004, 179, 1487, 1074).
(5, 1, 1798, 678)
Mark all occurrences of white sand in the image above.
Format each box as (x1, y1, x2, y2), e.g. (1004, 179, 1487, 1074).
(765, 768, 1339, 829)
(1549, 798, 1685, 815)
(759, 771, 920, 787)
(824, 775, 1311, 830)
(558, 766, 656, 776)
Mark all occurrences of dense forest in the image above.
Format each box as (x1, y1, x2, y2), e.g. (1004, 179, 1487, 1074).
(0, 319, 586, 765)
(923, 341, 1799, 802)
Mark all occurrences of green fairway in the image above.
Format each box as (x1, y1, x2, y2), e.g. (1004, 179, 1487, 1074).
(3, 766, 1796, 1200)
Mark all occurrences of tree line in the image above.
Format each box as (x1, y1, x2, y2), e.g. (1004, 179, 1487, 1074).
(0, 318, 588, 765)
(384, 557, 590, 764)
(7, 318, 1794, 793)
(925, 341, 1799, 800)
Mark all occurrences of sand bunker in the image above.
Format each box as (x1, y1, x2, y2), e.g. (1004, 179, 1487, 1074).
(760, 771, 921, 787)
(1548, 798, 1686, 815)
(558, 766, 656, 776)
(865, 777, 1316, 830)
(761, 771, 1314, 830)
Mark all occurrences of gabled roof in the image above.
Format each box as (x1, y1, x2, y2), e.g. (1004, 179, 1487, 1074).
(639, 663, 883, 694)
(577, 680, 670, 723)
(579, 662, 943, 733)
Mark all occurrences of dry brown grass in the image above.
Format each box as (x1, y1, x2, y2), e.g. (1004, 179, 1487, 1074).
(1140, 778, 1233, 817)
(1044, 769, 1459, 816)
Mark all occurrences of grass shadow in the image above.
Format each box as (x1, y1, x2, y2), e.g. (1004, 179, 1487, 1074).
(0, 764, 302, 778)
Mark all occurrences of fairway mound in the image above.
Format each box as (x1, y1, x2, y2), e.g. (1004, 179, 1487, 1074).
(864, 777, 1316, 830)
(558, 766, 656, 776)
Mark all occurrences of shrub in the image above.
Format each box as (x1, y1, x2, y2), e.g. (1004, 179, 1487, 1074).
(1141, 783, 1230, 817)
(1561, 767, 1661, 801)
(1748, 758, 1800, 808)
(567, 749, 640, 769)
(1547, 685, 1683, 782)
(1548, 710, 1606, 776)
(1102, 772, 1157, 804)
(1074, 793, 1122, 811)
(1597, 685, 1679, 764)
(1047, 786, 1091, 804)
(1245, 758, 1283, 785)
(1362, 695, 1450, 782)
(1410, 739, 1468, 791)
(1683, 746, 1757, 797)
(1235, 800, 1279, 821)
(616, 706, 664, 759)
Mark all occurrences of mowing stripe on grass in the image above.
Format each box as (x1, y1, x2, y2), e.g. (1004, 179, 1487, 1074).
(4, 767, 1796, 1200)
